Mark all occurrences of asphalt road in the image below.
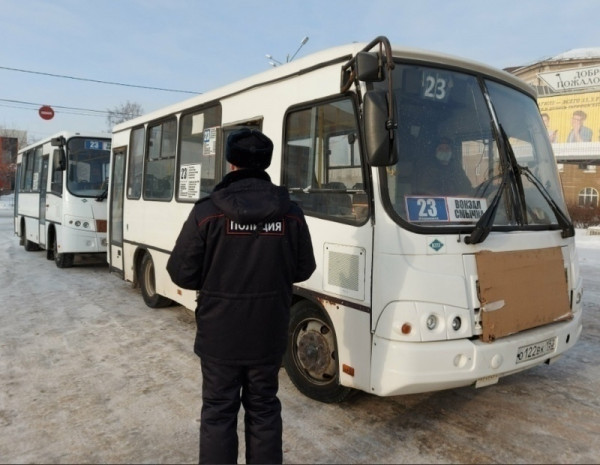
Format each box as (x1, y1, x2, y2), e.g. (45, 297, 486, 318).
(0, 208, 599, 464)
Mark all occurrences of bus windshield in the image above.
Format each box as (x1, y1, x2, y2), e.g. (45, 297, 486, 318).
(382, 64, 569, 231)
(66, 137, 111, 197)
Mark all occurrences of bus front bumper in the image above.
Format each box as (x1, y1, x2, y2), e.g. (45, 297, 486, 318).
(369, 313, 583, 396)
(59, 226, 107, 254)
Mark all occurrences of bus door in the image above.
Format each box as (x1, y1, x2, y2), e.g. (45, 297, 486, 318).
(13, 163, 21, 235)
(38, 155, 49, 248)
(109, 147, 126, 273)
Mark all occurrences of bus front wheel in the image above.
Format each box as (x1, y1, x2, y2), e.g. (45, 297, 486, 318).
(53, 240, 74, 268)
(283, 300, 354, 403)
(139, 253, 172, 308)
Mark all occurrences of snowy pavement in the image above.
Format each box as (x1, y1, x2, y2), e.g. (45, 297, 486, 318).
(1, 197, 599, 464)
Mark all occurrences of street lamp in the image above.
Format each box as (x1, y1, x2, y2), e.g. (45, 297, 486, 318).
(288, 36, 309, 62)
(265, 54, 283, 67)
(266, 36, 309, 67)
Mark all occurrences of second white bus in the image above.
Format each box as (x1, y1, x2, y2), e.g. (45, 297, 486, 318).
(14, 131, 111, 268)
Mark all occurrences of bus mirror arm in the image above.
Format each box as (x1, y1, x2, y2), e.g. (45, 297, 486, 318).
(341, 36, 398, 167)
(50, 136, 66, 147)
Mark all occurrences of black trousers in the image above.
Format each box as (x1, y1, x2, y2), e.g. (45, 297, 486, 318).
(199, 358, 283, 464)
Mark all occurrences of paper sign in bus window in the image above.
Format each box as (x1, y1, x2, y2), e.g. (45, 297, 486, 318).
(447, 197, 488, 221)
(179, 163, 201, 200)
(191, 113, 205, 135)
(203, 127, 217, 156)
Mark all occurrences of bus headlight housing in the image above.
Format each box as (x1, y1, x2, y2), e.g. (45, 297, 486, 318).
(376, 301, 473, 342)
(65, 215, 97, 231)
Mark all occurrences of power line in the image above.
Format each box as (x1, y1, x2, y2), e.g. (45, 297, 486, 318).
(0, 65, 201, 95)
(0, 98, 131, 118)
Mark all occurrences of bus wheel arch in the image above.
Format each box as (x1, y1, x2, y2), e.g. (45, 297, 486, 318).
(21, 220, 40, 251)
(53, 235, 74, 268)
(138, 251, 172, 308)
(283, 299, 354, 403)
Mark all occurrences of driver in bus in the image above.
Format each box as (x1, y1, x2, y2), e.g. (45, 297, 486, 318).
(415, 137, 472, 196)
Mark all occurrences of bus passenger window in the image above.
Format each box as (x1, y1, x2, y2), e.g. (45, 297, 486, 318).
(283, 98, 367, 223)
(22, 151, 34, 191)
(178, 106, 222, 202)
(127, 127, 144, 199)
(144, 118, 176, 201)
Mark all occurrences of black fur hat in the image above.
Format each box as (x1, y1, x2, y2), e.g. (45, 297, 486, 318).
(226, 128, 273, 170)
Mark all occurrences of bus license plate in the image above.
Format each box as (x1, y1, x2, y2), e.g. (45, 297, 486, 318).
(516, 337, 557, 364)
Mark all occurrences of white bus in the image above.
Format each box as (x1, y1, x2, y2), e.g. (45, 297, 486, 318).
(15, 131, 111, 268)
(108, 36, 583, 402)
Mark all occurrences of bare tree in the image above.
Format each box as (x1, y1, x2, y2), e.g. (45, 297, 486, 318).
(106, 101, 144, 131)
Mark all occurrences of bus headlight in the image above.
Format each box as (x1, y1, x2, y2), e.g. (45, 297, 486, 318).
(452, 316, 462, 331)
(426, 314, 438, 330)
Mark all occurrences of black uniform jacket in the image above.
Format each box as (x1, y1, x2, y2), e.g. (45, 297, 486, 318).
(167, 169, 316, 365)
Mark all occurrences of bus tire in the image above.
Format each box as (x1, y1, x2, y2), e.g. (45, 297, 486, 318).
(283, 300, 354, 403)
(139, 253, 172, 308)
(54, 240, 74, 268)
(22, 224, 40, 251)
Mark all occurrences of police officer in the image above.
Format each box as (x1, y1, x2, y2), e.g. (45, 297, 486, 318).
(167, 128, 316, 464)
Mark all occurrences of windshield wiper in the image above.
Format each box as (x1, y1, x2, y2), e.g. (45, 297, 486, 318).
(518, 165, 575, 238)
(464, 169, 509, 244)
(466, 125, 574, 244)
(465, 125, 518, 245)
(96, 188, 108, 202)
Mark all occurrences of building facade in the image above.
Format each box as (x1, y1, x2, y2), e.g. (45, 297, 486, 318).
(0, 137, 19, 192)
(508, 49, 600, 212)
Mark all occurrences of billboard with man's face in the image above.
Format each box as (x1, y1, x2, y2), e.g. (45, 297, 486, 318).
(538, 91, 600, 144)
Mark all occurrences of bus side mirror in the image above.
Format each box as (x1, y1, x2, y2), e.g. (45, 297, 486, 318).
(54, 148, 66, 171)
(363, 91, 398, 166)
(50, 136, 65, 147)
(356, 52, 384, 82)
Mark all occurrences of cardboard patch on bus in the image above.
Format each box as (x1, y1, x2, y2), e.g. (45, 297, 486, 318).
(475, 247, 572, 343)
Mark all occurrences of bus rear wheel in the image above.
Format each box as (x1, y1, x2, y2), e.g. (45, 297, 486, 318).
(53, 240, 74, 268)
(283, 300, 354, 403)
(139, 252, 172, 308)
(22, 224, 40, 251)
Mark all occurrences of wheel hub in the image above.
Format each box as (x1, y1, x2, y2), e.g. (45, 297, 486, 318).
(297, 330, 330, 376)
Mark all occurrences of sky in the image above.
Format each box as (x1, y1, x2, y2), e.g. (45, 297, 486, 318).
(2, 0, 600, 143)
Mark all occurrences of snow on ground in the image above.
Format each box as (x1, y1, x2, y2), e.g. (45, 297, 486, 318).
(0, 193, 14, 209)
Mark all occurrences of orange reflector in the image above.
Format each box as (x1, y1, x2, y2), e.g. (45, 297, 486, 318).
(342, 364, 355, 376)
(401, 323, 412, 335)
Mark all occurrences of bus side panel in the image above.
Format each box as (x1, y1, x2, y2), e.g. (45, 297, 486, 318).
(18, 194, 41, 244)
(150, 249, 198, 310)
(323, 300, 372, 392)
(302, 216, 374, 392)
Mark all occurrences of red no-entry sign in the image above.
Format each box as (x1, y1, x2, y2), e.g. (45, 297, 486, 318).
(39, 105, 55, 120)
